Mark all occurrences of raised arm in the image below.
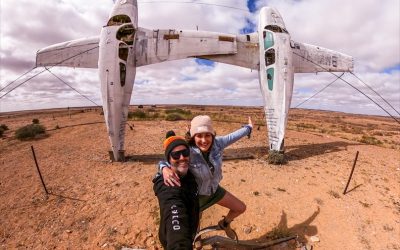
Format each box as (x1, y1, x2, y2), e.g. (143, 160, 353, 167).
(217, 116, 253, 149)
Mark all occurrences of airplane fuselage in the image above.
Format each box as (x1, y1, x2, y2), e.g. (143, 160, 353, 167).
(98, 0, 138, 160)
(258, 7, 294, 152)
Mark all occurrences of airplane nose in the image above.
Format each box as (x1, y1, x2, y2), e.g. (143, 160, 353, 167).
(118, 0, 137, 6)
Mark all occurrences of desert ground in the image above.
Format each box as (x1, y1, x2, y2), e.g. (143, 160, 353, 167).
(0, 105, 399, 250)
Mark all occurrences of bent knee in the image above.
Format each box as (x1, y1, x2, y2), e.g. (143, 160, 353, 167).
(236, 201, 246, 214)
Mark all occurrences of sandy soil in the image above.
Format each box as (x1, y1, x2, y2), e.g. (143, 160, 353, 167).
(0, 106, 399, 250)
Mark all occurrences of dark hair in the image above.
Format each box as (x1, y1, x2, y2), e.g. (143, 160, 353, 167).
(188, 133, 215, 148)
(188, 137, 196, 146)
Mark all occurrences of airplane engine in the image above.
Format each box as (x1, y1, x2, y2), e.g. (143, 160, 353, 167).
(98, 0, 138, 161)
(257, 7, 294, 153)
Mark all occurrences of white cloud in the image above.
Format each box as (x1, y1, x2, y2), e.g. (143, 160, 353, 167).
(0, 0, 399, 117)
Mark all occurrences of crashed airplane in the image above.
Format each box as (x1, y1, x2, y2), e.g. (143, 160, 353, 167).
(36, 0, 354, 161)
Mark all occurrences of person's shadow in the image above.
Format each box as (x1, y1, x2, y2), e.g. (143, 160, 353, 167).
(236, 207, 320, 249)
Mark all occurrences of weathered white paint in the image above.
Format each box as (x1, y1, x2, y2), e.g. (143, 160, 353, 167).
(292, 42, 354, 73)
(36, 37, 99, 68)
(257, 7, 293, 152)
(97, 0, 138, 160)
(135, 28, 237, 66)
(36, 2, 354, 160)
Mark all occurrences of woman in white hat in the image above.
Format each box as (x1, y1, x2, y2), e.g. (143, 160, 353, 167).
(159, 115, 252, 239)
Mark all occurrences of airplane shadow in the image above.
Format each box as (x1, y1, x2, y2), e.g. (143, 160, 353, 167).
(125, 141, 360, 163)
(224, 141, 360, 162)
(224, 146, 269, 160)
(238, 207, 320, 249)
(125, 146, 269, 163)
(285, 141, 361, 161)
(126, 154, 164, 163)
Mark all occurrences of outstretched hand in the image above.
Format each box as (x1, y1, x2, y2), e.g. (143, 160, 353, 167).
(247, 116, 253, 139)
(185, 123, 191, 132)
(248, 116, 253, 128)
(162, 166, 181, 187)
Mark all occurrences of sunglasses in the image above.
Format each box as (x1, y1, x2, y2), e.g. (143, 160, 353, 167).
(170, 148, 190, 160)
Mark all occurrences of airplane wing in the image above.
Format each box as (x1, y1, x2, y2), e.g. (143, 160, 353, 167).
(135, 28, 259, 70)
(291, 41, 353, 73)
(36, 37, 99, 68)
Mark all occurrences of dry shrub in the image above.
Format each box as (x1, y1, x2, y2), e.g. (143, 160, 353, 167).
(366, 123, 377, 130)
(129, 109, 161, 120)
(328, 190, 340, 199)
(165, 113, 184, 121)
(15, 124, 46, 140)
(165, 109, 192, 120)
(128, 110, 146, 119)
(147, 108, 156, 112)
(165, 108, 191, 116)
(268, 151, 287, 165)
(359, 201, 372, 208)
(372, 131, 384, 136)
(0, 124, 9, 130)
(320, 128, 328, 133)
(296, 123, 317, 130)
(359, 135, 382, 145)
(341, 125, 363, 134)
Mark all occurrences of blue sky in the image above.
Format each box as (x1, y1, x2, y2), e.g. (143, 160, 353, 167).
(0, 0, 399, 116)
(382, 63, 400, 74)
(247, 0, 258, 13)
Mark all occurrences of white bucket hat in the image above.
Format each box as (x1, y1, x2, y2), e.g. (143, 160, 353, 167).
(190, 115, 215, 136)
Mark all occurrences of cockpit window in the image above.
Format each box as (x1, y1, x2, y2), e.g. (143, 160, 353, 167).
(264, 25, 288, 34)
(265, 48, 275, 66)
(107, 15, 131, 26)
(120, 62, 126, 87)
(263, 31, 274, 50)
(119, 43, 129, 61)
(267, 68, 274, 91)
(116, 24, 135, 45)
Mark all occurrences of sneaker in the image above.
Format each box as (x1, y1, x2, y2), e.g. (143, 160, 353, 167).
(218, 218, 237, 240)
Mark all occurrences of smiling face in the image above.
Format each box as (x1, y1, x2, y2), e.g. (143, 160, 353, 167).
(169, 145, 190, 176)
(194, 132, 213, 152)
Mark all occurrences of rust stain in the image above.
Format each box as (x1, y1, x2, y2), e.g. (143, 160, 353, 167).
(218, 36, 235, 42)
(163, 34, 179, 40)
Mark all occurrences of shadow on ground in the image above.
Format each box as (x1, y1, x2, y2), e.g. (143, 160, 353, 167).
(241, 207, 320, 249)
(126, 141, 361, 165)
(286, 141, 361, 161)
(203, 207, 320, 249)
(126, 146, 269, 163)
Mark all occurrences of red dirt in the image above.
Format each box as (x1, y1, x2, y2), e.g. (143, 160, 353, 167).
(0, 106, 399, 249)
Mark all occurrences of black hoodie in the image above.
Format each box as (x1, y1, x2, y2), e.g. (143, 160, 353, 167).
(153, 171, 199, 249)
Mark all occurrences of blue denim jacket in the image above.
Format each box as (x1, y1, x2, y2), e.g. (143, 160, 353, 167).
(159, 125, 251, 196)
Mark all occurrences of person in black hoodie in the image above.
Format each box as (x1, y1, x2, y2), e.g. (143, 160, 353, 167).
(153, 131, 199, 249)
